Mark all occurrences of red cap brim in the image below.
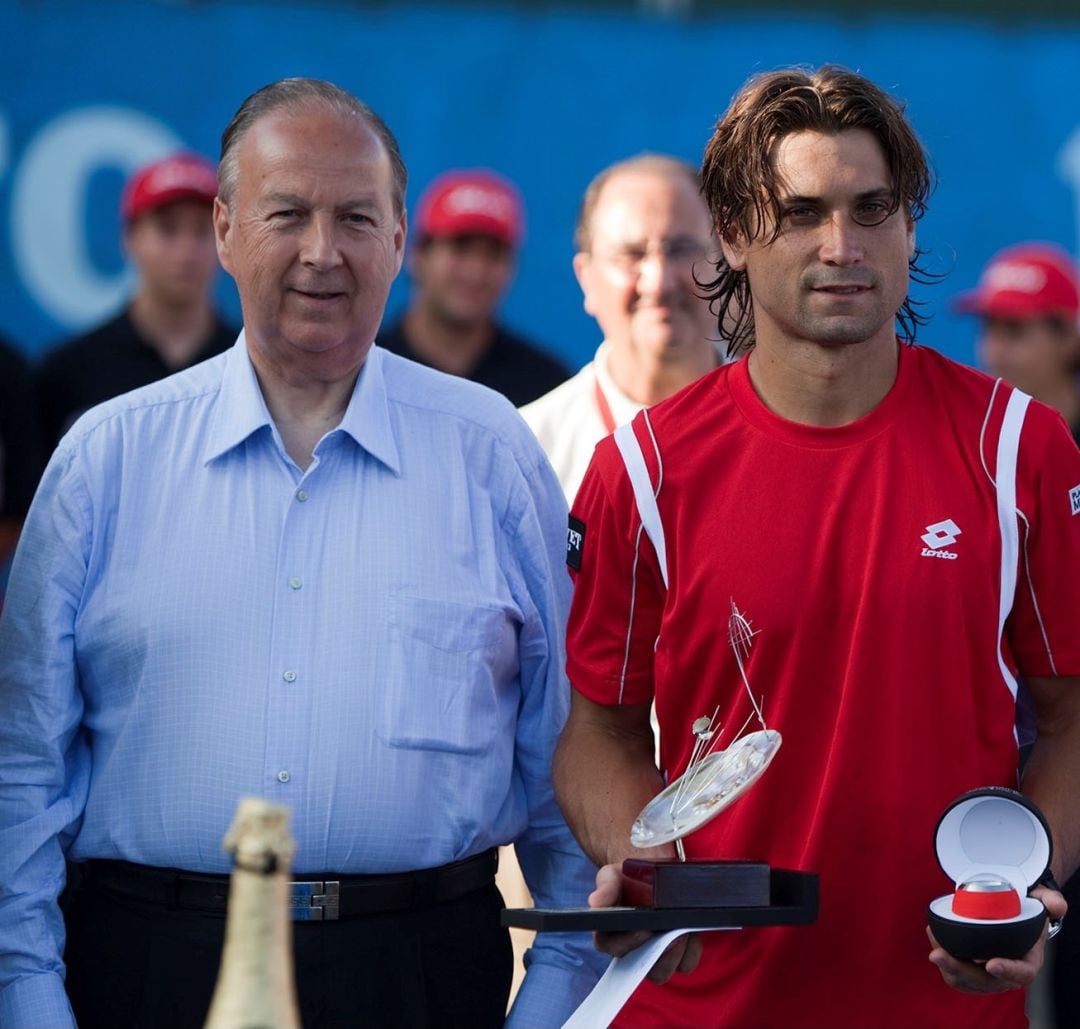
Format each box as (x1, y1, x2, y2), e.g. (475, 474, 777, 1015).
(952, 290, 1073, 320)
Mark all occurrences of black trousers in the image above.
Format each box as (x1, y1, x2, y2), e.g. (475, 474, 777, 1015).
(1052, 871, 1080, 1028)
(64, 873, 513, 1029)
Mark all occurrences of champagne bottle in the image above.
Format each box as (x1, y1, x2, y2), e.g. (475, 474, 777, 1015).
(204, 798, 302, 1029)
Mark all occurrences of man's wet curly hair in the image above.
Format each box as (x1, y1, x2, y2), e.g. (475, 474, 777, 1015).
(699, 65, 936, 356)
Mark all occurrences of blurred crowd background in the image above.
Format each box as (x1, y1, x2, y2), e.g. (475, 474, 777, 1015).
(0, 0, 1077, 370)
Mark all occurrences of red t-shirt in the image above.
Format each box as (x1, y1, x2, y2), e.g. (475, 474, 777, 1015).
(567, 343, 1080, 1029)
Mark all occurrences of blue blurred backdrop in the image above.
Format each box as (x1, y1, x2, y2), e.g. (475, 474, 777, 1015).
(1, 0, 1078, 371)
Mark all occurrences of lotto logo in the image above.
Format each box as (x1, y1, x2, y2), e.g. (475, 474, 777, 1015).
(1071, 484, 1080, 517)
(921, 519, 962, 549)
(921, 518, 961, 560)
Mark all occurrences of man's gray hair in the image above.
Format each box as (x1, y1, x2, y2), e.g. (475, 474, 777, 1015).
(574, 153, 702, 253)
(217, 77, 407, 214)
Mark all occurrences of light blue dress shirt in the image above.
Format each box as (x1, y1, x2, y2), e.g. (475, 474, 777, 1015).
(0, 336, 605, 1028)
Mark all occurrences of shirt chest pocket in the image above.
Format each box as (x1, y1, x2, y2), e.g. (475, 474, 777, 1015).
(377, 592, 511, 755)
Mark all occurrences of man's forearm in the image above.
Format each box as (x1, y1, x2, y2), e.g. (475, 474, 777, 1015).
(553, 697, 673, 868)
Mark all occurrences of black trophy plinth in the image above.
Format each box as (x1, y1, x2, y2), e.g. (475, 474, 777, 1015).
(501, 864, 818, 933)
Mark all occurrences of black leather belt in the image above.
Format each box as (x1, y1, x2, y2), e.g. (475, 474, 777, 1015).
(78, 849, 498, 921)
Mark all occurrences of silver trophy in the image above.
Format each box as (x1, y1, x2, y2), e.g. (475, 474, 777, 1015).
(618, 601, 785, 911)
(503, 601, 817, 931)
(631, 601, 781, 855)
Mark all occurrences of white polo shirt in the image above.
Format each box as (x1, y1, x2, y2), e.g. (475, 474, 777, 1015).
(519, 342, 643, 503)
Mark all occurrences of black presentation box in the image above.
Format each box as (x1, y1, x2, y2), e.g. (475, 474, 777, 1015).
(501, 866, 818, 933)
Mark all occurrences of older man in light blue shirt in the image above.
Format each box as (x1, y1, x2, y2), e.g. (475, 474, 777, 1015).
(0, 78, 602, 1029)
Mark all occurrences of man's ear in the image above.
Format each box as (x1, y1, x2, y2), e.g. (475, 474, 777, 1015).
(720, 230, 748, 274)
(393, 208, 407, 278)
(213, 197, 233, 275)
(572, 252, 597, 318)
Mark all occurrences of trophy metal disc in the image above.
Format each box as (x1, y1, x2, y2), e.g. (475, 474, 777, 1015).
(631, 729, 782, 848)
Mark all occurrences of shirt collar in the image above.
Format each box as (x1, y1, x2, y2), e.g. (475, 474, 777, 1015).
(203, 332, 273, 464)
(203, 333, 402, 475)
(594, 340, 645, 425)
(335, 345, 401, 475)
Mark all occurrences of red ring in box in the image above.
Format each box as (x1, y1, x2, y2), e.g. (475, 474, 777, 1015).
(951, 886, 1021, 920)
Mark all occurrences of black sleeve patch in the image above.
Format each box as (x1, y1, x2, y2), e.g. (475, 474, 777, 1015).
(567, 516, 586, 571)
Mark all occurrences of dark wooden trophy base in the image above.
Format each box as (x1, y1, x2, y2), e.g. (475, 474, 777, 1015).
(501, 862, 818, 933)
(620, 858, 771, 908)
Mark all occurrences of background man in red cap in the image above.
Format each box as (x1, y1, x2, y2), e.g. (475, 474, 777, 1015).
(956, 242, 1080, 442)
(36, 152, 236, 454)
(377, 168, 569, 406)
(957, 242, 1080, 1029)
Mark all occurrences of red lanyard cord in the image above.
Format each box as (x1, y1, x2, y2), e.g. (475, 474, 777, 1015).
(593, 375, 617, 435)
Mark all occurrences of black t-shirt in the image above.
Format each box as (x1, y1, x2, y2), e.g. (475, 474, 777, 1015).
(37, 308, 236, 453)
(377, 319, 569, 408)
(0, 337, 42, 520)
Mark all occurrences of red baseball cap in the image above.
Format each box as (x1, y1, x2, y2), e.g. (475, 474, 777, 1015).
(414, 169, 524, 248)
(953, 243, 1079, 322)
(121, 152, 219, 223)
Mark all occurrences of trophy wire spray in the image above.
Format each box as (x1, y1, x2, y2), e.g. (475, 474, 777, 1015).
(203, 798, 302, 1029)
(631, 600, 782, 851)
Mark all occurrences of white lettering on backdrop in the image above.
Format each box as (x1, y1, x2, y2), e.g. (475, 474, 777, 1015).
(11, 106, 181, 328)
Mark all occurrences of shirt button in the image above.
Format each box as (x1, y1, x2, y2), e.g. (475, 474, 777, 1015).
(277, 770, 291, 783)
(289, 577, 302, 590)
(296, 489, 309, 502)
(283, 670, 297, 683)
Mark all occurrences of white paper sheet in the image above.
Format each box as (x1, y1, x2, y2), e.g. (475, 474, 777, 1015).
(562, 926, 736, 1029)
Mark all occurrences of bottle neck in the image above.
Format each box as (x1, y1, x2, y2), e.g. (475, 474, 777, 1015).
(203, 799, 301, 1029)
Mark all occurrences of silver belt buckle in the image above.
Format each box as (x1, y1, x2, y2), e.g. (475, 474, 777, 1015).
(289, 880, 340, 921)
